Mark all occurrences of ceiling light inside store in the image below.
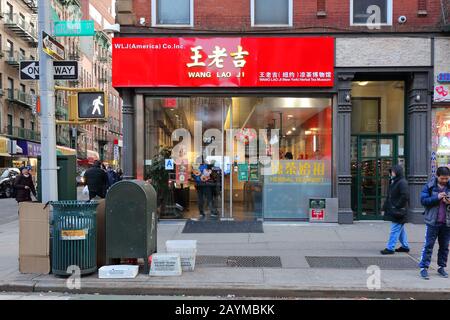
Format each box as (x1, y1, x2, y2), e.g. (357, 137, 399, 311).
(268, 98, 328, 109)
(358, 81, 369, 86)
(287, 131, 292, 135)
(292, 127, 296, 131)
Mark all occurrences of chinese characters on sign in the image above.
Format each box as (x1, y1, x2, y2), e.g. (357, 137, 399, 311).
(259, 71, 333, 84)
(186, 45, 249, 69)
(269, 160, 330, 184)
(186, 45, 249, 79)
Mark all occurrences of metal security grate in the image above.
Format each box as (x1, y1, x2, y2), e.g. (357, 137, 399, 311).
(306, 256, 418, 270)
(196, 256, 282, 268)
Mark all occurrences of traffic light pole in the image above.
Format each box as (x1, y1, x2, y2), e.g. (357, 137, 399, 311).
(38, 0, 58, 202)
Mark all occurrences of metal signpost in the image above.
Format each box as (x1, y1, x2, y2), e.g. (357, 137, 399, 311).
(38, 0, 58, 202)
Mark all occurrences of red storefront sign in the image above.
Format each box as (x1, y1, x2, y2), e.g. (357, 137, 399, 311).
(112, 37, 334, 87)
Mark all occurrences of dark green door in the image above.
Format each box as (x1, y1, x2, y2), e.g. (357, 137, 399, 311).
(353, 135, 400, 220)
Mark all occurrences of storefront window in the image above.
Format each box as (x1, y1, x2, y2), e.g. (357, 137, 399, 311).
(144, 96, 332, 220)
(432, 107, 450, 177)
(351, 81, 404, 134)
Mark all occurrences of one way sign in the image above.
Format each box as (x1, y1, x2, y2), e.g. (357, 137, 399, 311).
(20, 60, 79, 80)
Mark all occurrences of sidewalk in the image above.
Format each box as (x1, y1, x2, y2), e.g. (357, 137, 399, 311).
(1, 218, 450, 299)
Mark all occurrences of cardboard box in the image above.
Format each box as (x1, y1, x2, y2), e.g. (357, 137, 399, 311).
(19, 202, 50, 274)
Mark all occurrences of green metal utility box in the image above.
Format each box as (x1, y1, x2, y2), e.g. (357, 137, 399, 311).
(37, 155, 77, 201)
(105, 180, 157, 273)
(51, 200, 99, 276)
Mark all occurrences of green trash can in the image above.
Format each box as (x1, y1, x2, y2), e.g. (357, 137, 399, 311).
(51, 200, 99, 276)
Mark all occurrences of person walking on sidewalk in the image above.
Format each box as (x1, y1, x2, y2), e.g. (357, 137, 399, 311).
(419, 166, 450, 280)
(14, 167, 36, 203)
(380, 165, 410, 255)
(84, 160, 108, 200)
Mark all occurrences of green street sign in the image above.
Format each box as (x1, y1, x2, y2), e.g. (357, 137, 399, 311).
(54, 20, 95, 37)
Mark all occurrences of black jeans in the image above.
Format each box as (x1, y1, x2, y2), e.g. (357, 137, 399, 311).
(197, 185, 216, 215)
(89, 190, 105, 200)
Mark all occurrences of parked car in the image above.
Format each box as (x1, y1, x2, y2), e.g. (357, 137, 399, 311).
(0, 168, 20, 198)
(76, 170, 86, 186)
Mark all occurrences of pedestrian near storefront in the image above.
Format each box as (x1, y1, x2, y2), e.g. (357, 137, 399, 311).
(117, 168, 123, 181)
(106, 166, 119, 189)
(419, 166, 450, 280)
(192, 157, 219, 220)
(14, 167, 37, 203)
(380, 165, 410, 255)
(84, 160, 108, 200)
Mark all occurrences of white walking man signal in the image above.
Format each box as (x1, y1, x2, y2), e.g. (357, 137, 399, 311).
(92, 96, 104, 116)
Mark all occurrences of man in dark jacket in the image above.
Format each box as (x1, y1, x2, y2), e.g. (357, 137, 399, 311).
(84, 160, 108, 200)
(14, 167, 36, 203)
(380, 165, 409, 255)
(419, 166, 450, 280)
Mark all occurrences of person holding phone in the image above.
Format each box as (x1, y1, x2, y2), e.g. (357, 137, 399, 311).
(419, 166, 450, 279)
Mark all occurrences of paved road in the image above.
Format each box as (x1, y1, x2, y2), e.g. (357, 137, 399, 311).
(0, 187, 88, 227)
(0, 198, 18, 226)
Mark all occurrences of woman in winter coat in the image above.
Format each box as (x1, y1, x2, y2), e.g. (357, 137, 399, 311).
(380, 165, 410, 254)
(14, 167, 37, 203)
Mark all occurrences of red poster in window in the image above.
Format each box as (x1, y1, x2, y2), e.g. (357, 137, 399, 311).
(112, 37, 334, 87)
(311, 209, 325, 220)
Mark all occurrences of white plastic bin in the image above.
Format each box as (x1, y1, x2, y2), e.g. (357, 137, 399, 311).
(166, 240, 197, 271)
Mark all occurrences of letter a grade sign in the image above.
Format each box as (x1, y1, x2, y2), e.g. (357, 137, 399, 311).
(78, 92, 107, 119)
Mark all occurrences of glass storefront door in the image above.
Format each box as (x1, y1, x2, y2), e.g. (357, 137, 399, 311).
(144, 96, 333, 221)
(351, 135, 403, 220)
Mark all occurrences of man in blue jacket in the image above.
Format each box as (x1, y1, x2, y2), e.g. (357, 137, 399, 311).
(419, 166, 450, 279)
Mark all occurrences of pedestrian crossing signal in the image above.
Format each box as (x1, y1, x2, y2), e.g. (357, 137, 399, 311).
(76, 91, 108, 120)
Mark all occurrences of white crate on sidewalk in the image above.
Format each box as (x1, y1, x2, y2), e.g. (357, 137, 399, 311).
(166, 240, 197, 271)
(98, 265, 139, 279)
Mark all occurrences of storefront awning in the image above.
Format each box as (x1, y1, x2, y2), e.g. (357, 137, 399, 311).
(56, 145, 76, 156)
(77, 150, 100, 166)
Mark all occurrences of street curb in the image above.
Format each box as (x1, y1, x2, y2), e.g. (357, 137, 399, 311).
(2, 281, 450, 299)
(0, 282, 35, 294)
